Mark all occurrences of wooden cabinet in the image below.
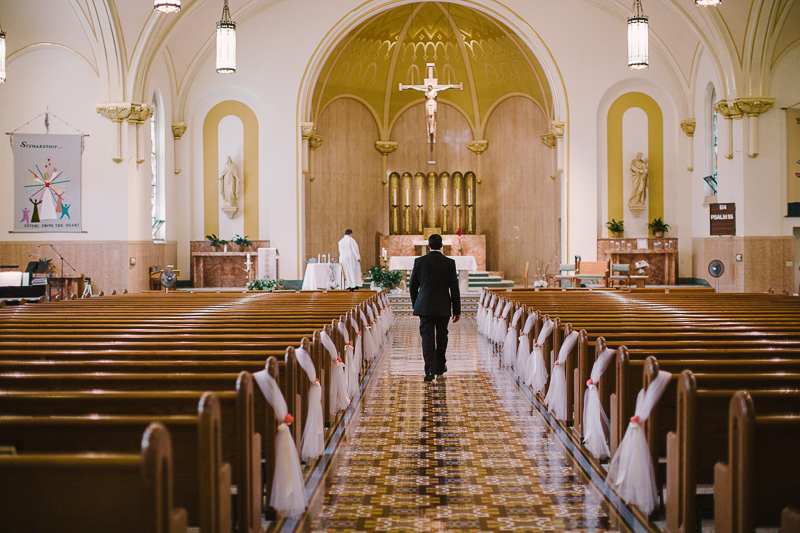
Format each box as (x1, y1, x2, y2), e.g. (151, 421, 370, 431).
(598, 238, 678, 286)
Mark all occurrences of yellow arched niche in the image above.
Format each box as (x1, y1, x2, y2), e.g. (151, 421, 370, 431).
(203, 101, 259, 238)
(607, 93, 663, 232)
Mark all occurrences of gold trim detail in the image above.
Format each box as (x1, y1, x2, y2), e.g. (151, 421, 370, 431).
(466, 140, 488, 155)
(680, 119, 696, 137)
(540, 133, 556, 148)
(734, 97, 774, 117)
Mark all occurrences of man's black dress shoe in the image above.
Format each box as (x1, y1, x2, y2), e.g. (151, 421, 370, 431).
(424, 375, 434, 382)
(435, 365, 447, 376)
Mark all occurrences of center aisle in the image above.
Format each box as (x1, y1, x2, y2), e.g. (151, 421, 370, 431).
(298, 315, 627, 532)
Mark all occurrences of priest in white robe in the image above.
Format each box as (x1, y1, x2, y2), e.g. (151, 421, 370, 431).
(338, 229, 362, 290)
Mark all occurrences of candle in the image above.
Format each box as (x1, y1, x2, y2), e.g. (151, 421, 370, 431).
(442, 184, 448, 206)
(418, 187, 423, 206)
(454, 186, 460, 206)
(392, 187, 398, 206)
(467, 187, 473, 205)
(405, 187, 410, 206)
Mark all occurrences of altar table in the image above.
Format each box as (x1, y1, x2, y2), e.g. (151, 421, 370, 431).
(301, 262, 344, 290)
(388, 255, 478, 294)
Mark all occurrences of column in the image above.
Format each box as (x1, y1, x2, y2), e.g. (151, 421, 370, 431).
(375, 140, 398, 184)
(734, 97, 774, 158)
(172, 122, 187, 174)
(714, 100, 742, 160)
(680, 119, 695, 171)
(96, 103, 137, 163)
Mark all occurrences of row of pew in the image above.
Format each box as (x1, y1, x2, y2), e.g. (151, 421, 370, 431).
(478, 287, 800, 533)
(0, 290, 394, 533)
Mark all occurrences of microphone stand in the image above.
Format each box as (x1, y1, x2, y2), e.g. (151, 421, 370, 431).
(47, 244, 76, 300)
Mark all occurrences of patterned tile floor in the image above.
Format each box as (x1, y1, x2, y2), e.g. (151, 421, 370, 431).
(288, 316, 650, 533)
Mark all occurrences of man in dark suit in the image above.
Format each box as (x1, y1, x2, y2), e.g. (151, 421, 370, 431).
(409, 233, 461, 382)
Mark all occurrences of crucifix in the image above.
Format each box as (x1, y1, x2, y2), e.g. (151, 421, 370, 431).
(399, 62, 462, 164)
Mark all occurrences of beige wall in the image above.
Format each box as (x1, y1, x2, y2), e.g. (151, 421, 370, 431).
(482, 97, 557, 282)
(0, 240, 177, 295)
(692, 236, 794, 293)
(306, 98, 385, 270)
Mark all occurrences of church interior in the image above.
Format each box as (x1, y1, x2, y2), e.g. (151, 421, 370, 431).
(1, 1, 799, 532)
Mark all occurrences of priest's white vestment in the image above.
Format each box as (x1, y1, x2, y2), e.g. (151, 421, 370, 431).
(338, 234, 362, 289)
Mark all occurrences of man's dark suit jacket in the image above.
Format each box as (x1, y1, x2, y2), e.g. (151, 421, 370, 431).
(409, 250, 461, 317)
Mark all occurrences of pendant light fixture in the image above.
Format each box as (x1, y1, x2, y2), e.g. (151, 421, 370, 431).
(695, 0, 722, 5)
(0, 22, 5, 83)
(216, 0, 236, 74)
(627, 0, 649, 70)
(154, 0, 181, 13)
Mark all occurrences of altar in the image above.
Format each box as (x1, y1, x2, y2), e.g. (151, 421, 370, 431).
(379, 234, 486, 271)
(190, 240, 270, 288)
(301, 262, 343, 290)
(597, 238, 678, 285)
(388, 255, 478, 294)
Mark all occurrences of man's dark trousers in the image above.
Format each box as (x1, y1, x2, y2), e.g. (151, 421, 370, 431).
(419, 315, 450, 376)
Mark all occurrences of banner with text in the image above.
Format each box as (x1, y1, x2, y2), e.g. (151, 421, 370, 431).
(13, 134, 82, 233)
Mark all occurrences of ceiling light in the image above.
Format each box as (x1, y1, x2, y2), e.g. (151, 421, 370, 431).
(216, 0, 236, 74)
(154, 0, 181, 14)
(627, 0, 649, 70)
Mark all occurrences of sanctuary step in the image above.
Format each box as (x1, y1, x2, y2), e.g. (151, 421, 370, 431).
(388, 293, 479, 315)
(469, 271, 515, 289)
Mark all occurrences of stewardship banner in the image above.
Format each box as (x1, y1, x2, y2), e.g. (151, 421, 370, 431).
(13, 133, 82, 233)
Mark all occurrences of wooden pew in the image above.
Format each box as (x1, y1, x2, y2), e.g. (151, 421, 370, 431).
(0, 422, 189, 533)
(0, 392, 230, 533)
(0, 379, 263, 533)
(714, 391, 800, 533)
(665, 372, 800, 533)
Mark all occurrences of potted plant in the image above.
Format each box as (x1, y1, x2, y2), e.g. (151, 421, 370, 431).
(205, 233, 228, 251)
(367, 265, 403, 291)
(648, 217, 670, 237)
(606, 219, 625, 238)
(229, 235, 253, 252)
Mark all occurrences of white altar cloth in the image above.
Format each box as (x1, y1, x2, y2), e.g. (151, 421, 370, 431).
(301, 262, 343, 290)
(388, 255, 478, 272)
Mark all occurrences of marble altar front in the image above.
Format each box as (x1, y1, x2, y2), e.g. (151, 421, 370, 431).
(379, 234, 486, 271)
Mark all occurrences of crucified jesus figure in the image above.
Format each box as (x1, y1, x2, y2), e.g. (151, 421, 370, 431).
(399, 63, 462, 146)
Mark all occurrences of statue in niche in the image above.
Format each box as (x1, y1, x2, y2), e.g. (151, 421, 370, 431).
(628, 152, 649, 216)
(219, 156, 241, 218)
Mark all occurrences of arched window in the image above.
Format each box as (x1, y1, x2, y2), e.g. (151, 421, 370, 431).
(704, 84, 719, 197)
(150, 91, 166, 241)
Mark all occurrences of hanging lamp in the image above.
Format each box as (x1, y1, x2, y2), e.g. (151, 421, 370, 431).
(0, 22, 6, 83)
(154, 0, 181, 13)
(695, 0, 721, 5)
(216, 0, 236, 74)
(627, 0, 649, 70)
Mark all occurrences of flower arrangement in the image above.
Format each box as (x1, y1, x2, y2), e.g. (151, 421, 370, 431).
(634, 260, 649, 274)
(533, 279, 548, 288)
(367, 265, 403, 289)
(246, 277, 283, 291)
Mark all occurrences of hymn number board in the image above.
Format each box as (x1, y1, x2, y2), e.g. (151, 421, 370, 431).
(710, 203, 736, 235)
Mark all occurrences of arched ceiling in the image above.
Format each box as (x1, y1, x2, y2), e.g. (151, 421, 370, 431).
(310, 2, 554, 138)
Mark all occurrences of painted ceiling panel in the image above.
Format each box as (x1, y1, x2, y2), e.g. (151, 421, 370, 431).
(312, 2, 551, 136)
(163, 0, 222, 88)
(112, 0, 154, 65)
(1, 1, 96, 71)
(648, 0, 702, 87)
(773, 0, 800, 67)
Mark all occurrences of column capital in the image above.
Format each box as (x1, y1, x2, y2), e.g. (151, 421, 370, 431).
(96, 103, 136, 122)
(300, 122, 317, 139)
(734, 97, 775, 117)
(172, 122, 187, 140)
(466, 140, 488, 155)
(126, 104, 153, 125)
(714, 100, 742, 120)
(680, 119, 696, 137)
(308, 134, 324, 150)
(375, 140, 398, 156)
(540, 133, 557, 148)
(549, 122, 565, 138)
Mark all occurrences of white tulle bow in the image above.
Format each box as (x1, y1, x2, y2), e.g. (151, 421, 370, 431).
(544, 330, 580, 420)
(582, 347, 616, 459)
(529, 319, 554, 393)
(607, 370, 672, 515)
(252, 368, 307, 517)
